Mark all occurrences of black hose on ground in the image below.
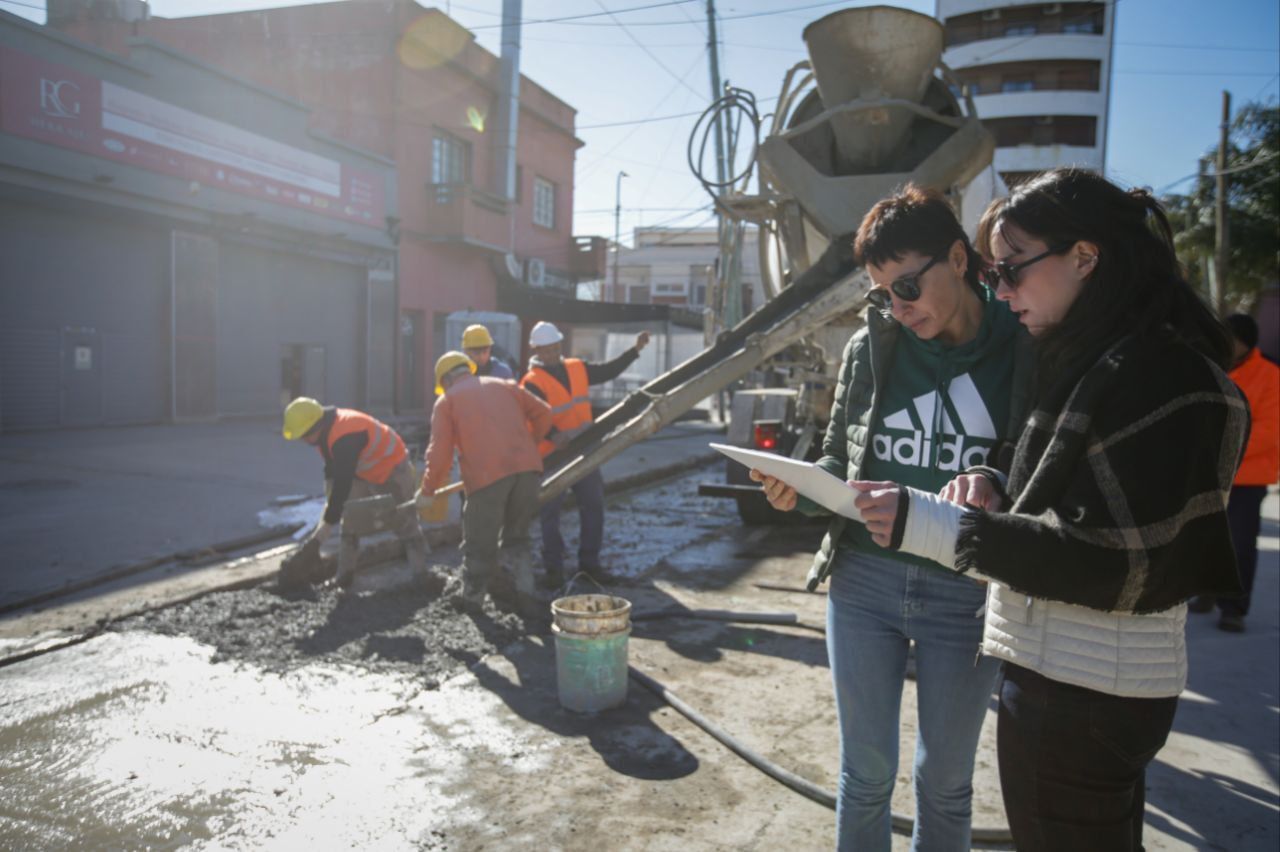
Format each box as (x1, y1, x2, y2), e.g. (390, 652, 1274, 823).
(622, 609, 1011, 844)
(628, 662, 1013, 845)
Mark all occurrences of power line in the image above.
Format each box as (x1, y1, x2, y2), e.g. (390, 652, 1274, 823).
(488, 0, 852, 28)
(579, 94, 778, 129)
(593, 0, 704, 100)
(1115, 69, 1280, 77)
(1117, 40, 1279, 53)
(468, 0, 699, 30)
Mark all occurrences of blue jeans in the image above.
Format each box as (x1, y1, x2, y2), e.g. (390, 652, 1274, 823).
(538, 467, 605, 578)
(826, 549, 1000, 852)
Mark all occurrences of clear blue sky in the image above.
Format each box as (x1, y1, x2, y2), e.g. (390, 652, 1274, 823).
(6, 0, 1277, 244)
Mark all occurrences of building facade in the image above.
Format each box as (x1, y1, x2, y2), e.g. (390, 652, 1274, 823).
(0, 10, 398, 432)
(611, 227, 765, 316)
(52, 0, 607, 411)
(937, 0, 1115, 185)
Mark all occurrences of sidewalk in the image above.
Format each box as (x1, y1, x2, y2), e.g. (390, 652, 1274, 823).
(0, 417, 725, 611)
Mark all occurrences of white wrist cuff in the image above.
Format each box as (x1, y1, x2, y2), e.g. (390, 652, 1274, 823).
(900, 486, 965, 571)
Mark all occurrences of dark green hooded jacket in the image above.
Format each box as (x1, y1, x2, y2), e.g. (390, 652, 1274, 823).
(803, 298, 1036, 590)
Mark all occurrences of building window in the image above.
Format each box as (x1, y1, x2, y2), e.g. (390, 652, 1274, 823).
(431, 133, 470, 185)
(515, 165, 523, 204)
(1004, 23, 1037, 37)
(654, 283, 687, 296)
(986, 115, 1097, 148)
(533, 177, 556, 229)
(953, 60, 1101, 95)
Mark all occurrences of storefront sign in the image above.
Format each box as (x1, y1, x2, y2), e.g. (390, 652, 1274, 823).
(0, 46, 386, 226)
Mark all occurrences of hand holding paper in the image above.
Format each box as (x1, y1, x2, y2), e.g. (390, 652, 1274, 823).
(712, 443, 863, 522)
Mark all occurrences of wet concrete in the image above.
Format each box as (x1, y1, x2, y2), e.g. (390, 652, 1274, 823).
(0, 476, 1274, 851)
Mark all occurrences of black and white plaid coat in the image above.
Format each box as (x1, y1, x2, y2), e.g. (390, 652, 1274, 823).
(956, 332, 1250, 614)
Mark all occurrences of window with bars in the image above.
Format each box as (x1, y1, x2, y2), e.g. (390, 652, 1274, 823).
(533, 177, 556, 229)
(431, 133, 470, 185)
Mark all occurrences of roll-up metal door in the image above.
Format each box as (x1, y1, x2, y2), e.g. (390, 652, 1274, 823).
(0, 329, 60, 432)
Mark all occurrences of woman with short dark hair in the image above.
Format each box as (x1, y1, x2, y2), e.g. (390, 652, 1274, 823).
(754, 184, 1033, 851)
(853, 168, 1248, 850)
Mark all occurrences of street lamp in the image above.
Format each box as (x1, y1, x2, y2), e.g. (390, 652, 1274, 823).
(612, 170, 628, 302)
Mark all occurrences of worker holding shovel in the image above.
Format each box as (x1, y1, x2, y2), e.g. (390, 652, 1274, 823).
(420, 352, 553, 615)
(282, 398, 428, 590)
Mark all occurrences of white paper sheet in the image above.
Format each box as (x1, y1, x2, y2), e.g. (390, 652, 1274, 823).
(711, 443, 863, 523)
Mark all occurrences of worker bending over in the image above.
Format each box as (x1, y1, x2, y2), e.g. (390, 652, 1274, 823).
(519, 321, 650, 588)
(462, 323, 514, 380)
(282, 398, 427, 589)
(421, 352, 552, 612)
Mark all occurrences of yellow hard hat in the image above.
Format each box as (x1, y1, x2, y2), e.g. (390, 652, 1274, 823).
(283, 397, 323, 440)
(461, 324, 494, 349)
(435, 351, 476, 395)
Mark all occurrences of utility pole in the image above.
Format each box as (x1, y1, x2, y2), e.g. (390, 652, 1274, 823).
(1213, 89, 1231, 315)
(705, 0, 728, 193)
(612, 170, 628, 303)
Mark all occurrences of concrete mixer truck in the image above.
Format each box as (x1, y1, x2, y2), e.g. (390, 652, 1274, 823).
(536, 5, 1004, 523)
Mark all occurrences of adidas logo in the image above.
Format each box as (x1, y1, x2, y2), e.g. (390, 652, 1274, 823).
(872, 373, 997, 471)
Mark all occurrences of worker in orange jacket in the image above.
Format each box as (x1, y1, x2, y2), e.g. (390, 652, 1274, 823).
(520, 321, 649, 588)
(1191, 313, 1279, 631)
(422, 352, 552, 613)
(283, 398, 427, 589)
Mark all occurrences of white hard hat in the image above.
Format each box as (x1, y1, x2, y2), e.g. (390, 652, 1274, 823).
(529, 321, 564, 347)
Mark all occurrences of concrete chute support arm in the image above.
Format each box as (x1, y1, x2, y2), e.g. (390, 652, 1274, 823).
(538, 237, 868, 504)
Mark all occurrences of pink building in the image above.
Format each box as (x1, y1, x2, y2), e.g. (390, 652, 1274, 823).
(53, 0, 607, 411)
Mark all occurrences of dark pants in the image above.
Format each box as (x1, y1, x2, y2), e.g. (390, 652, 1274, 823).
(461, 471, 540, 590)
(1219, 485, 1267, 617)
(997, 664, 1178, 852)
(538, 467, 604, 579)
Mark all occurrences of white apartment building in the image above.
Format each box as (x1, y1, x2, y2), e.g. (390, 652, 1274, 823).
(937, 1, 1116, 185)
(611, 227, 765, 315)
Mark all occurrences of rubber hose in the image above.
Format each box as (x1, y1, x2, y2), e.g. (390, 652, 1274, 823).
(627, 659, 1011, 843)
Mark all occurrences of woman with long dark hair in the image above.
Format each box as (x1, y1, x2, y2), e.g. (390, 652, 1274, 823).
(853, 168, 1249, 850)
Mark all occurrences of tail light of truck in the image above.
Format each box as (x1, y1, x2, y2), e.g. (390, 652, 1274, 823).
(754, 423, 780, 451)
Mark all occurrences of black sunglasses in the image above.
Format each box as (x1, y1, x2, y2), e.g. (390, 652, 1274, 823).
(981, 243, 1073, 290)
(866, 253, 945, 310)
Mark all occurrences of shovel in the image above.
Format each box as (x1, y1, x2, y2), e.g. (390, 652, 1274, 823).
(343, 482, 465, 535)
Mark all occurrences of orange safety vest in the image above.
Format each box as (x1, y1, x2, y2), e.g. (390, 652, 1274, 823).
(1230, 348, 1280, 486)
(521, 358, 592, 457)
(323, 408, 407, 485)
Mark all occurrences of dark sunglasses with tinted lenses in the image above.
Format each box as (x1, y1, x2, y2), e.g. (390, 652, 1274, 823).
(866, 253, 945, 310)
(980, 243, 1073, 290)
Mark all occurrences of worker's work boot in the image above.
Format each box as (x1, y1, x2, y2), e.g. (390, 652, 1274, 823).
(538, 565, 565, 592)
(444, 573, 486, 614)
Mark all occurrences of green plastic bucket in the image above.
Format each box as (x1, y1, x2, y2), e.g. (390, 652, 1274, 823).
(550, 594, 631, 713)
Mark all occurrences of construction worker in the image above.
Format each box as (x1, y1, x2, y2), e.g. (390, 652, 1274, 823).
(282, 398, 427, 589)
(420, 352, 553, 613)
(520, 321, 650, 588)
(462, 324, 514, 380)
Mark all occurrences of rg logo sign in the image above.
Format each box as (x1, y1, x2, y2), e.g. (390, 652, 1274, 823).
(40, 78, 81, 119)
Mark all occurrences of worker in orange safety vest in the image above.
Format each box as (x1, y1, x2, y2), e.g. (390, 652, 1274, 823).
(282, 398, 428, 589)
(520, 321, 649, 589)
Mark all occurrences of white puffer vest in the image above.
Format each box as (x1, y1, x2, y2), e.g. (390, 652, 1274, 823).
(982, 581, 1188, 698)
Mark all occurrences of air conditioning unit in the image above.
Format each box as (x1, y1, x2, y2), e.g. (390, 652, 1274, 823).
(1043, 3, 1063, 14)
(525, 257, 546, 287)
(982, 9, 1002, 21)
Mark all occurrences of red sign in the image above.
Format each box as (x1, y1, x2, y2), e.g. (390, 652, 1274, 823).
(0, 45, 386, 226)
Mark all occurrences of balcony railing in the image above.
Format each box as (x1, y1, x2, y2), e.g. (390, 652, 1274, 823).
(423, 182, 509, 248)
